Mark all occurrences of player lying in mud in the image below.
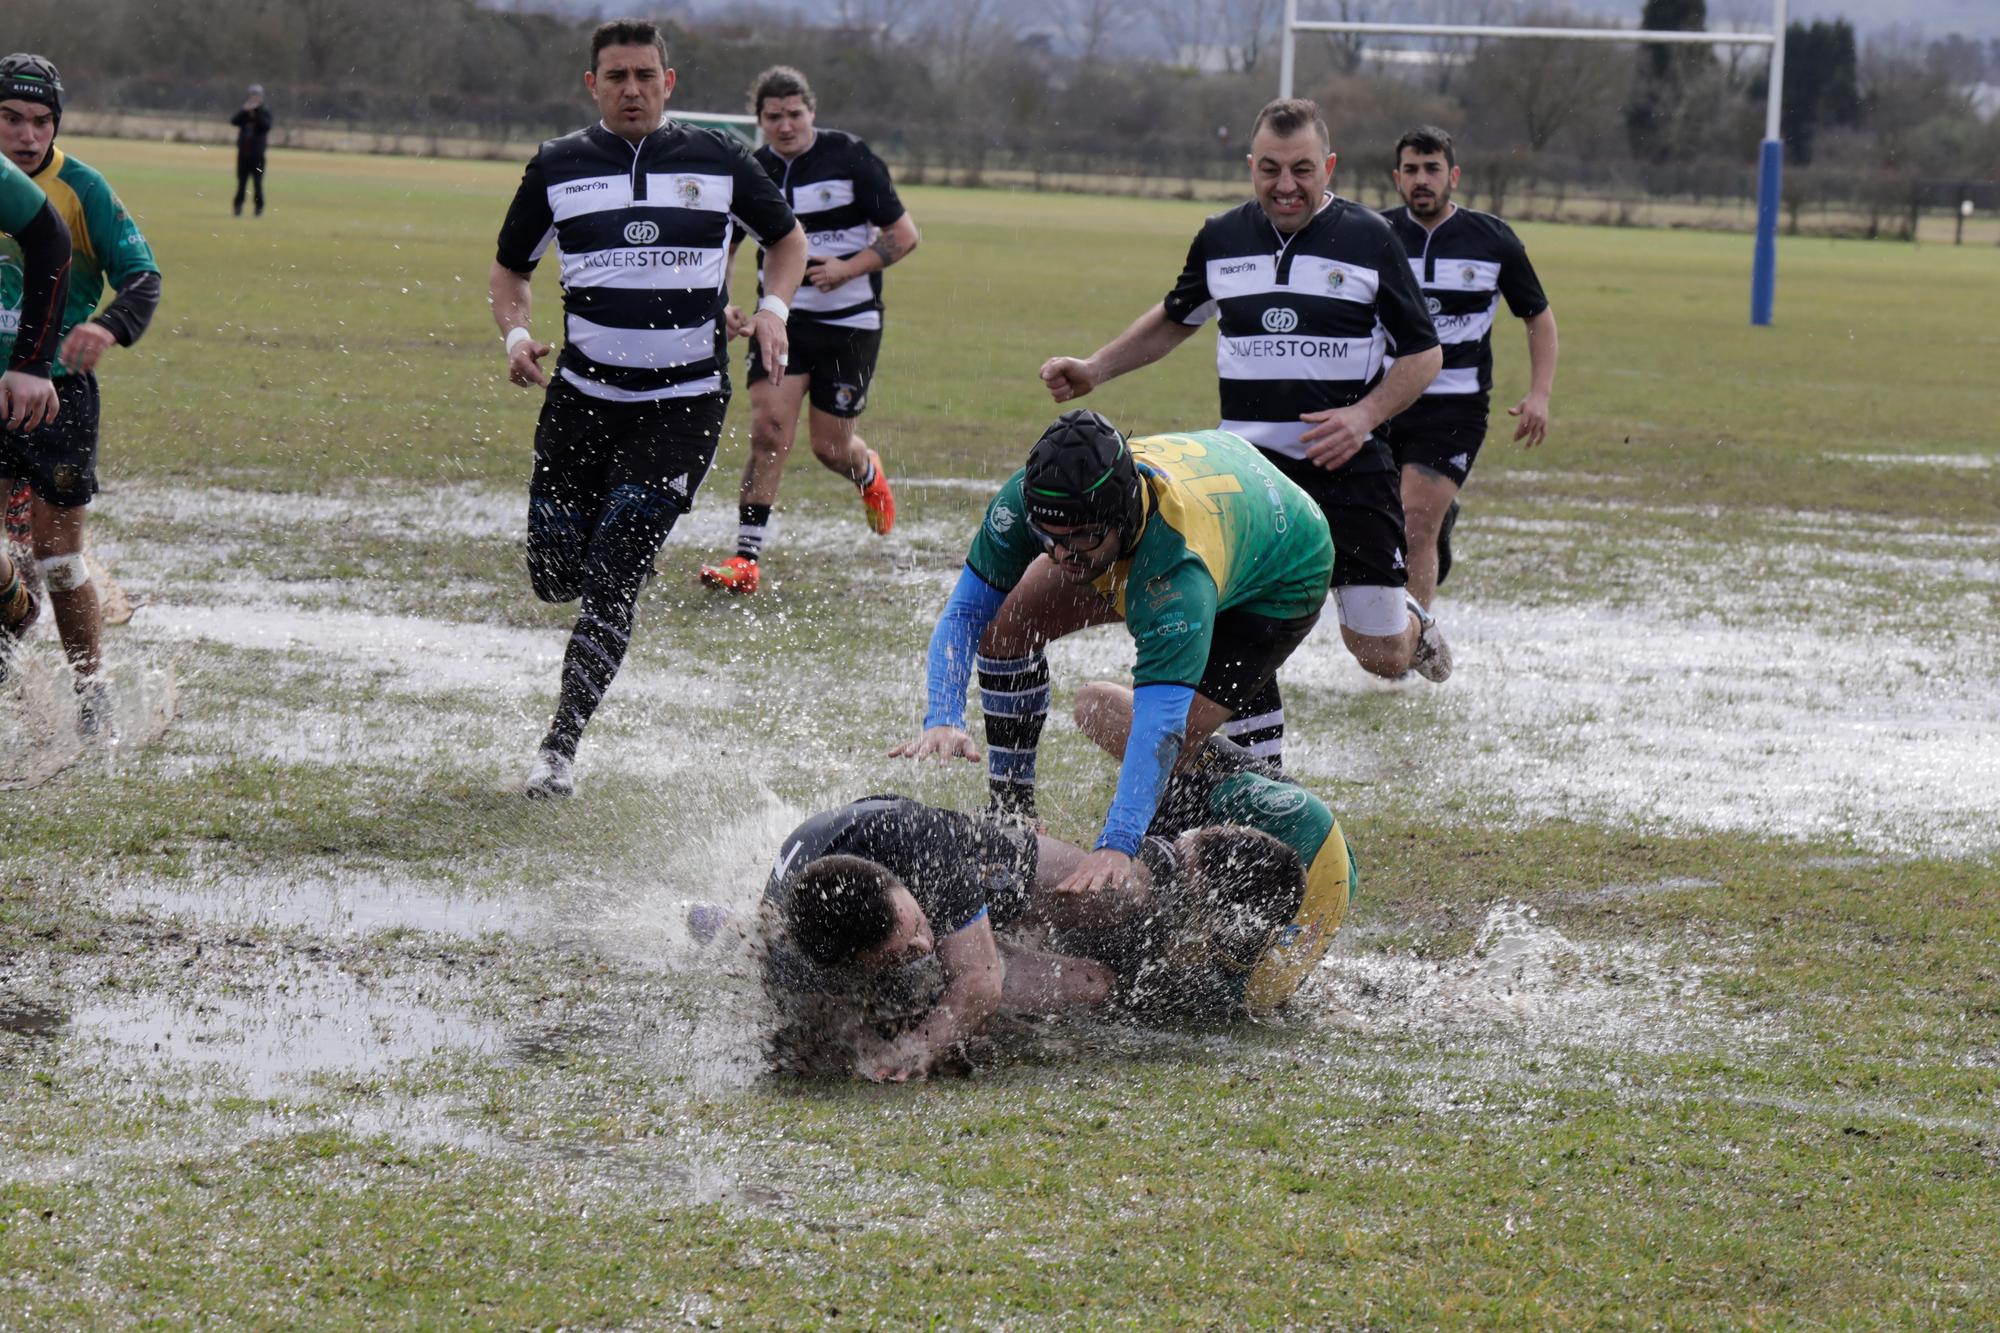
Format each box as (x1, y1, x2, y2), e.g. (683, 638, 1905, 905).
(758, 682, 1359, 1081)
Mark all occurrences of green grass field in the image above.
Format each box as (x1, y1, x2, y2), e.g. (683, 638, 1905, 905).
(2, 138, 1997, 1327)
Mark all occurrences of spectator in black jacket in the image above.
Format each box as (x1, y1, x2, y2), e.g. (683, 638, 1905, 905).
(229, 84, 271, 216)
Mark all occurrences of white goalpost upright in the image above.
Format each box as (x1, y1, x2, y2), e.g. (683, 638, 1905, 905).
(1278, 1, 1790, 326)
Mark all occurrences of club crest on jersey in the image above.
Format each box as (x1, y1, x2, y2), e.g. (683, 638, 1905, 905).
(1249, 785, 1310, 817)
(678, 177, 703, 207)
(624, 219, 660, 245)
(1261, 306, 1300, 334)
(818, 185, 836, 205)
(1326, 269, 1346, 291)
(989, 501, 1017, 534)
(1461, 265, 1477, 284)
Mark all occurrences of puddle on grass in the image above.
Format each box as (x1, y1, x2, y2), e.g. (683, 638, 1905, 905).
(1304, 902, 1751, 1056)
(73, 956, 503, 1100)
(105, 867, 543, 940)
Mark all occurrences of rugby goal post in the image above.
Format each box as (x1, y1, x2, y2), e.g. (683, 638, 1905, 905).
(677, 110, 761, 147)
(1278, 1, 1789, 326)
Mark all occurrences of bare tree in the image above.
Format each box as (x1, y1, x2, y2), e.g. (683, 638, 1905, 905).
(1040, 0, 1122, 64)
(1463, 12, 1627, 152)
(832, 0, 928, 46)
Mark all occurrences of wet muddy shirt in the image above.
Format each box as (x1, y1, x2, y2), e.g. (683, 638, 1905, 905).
(966, 429, 1333, 689)
(761, 796, 1031, 996)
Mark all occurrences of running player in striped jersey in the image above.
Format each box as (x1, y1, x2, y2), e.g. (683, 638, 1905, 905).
(490, 20, 806, 798)
(0, 114, 70, 686)
(892, 410, 1332, 900)
(1041, 98, 1448, 768)
(0, 54, 160, 735)
(1382, 125, 1557, 609)
(700, 66, 917, 595)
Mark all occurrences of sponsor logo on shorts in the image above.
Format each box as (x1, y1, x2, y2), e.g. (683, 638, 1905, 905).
(624, 220, 661, 245)
(989, 501, 1017, 535)
(1248, 785, 1310, 817)
(833, 383, 864, 412)
(1449, 453, 1471, 473)
(668, 473, 690, 496)
(1261, 307, 1300, 334)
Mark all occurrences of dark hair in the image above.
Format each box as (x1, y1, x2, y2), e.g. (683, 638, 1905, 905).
(787, 855, 899, 967)
(1184, 826, 1305, 926)
(1250, 98, 1331, 153)
(590, 18, 669, 73)
(1394, 124, 1457, 170)
(750, 65, 815, 116)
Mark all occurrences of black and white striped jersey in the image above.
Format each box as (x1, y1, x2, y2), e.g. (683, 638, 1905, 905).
(742, 129, 905, 331)
(1162, 195, 1437, 471)
(495, 120, 796, 403)
(1382, 205, 1548, 400)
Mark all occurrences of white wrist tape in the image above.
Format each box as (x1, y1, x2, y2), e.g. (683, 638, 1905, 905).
(756, 294, 790, 323)
(505, 327, 532, 356)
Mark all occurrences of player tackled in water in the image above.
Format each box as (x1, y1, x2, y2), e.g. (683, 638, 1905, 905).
(0, 55, 156, 738)
(700, 65, 917, 595)
(892, 409, 1333, 902)
(1063, 681, 1357, 1018)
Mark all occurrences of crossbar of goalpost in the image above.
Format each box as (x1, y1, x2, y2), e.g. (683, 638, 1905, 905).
(1278, 1, 1790, 326)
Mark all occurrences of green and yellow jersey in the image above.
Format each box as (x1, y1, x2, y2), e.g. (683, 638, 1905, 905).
(0, 147, 157, 376)
(966, 429, 1334, 687)
(1196, 769, 1356, 1014)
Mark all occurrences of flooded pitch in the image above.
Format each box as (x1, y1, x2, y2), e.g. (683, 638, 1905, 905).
(5, 478, 1996, 1177)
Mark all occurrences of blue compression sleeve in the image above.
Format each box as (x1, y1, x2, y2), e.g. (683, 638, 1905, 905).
(923, 565, 1008, 729)
(1097, 682, 1193, 855)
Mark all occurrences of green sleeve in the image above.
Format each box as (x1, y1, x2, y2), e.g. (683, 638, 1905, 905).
(82, 177, 158, 286)
(0, 157, 45, 234)
(964, 471, 1041, 592)
(1124, 550, 1218, 689)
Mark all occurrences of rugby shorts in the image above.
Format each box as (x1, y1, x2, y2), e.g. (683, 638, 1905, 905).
(528, 377, 724, 517)
(746, 319, 882, 419)
(0, 373, 100, 508)
(1195, 606, 1321, 716)
(1259, 449, 1409, 592)
(1387, 394, 1490, 488)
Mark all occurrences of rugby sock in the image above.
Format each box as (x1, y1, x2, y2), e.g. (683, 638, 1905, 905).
(541, 483, 679, 760)
(855, 455, 878, 489)
(978, 650, 1049, 820)
(1223, 679, 1286, 771)
(735, 503, 772, 561)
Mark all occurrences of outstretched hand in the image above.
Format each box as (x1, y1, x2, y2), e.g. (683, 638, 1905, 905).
(1054, 847, 1134, 900)
(887, 725, 982, 764)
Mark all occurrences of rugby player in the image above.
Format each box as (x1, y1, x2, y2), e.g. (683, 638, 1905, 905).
(761, 794, 1112, 1082)
(1382, 125, 1557, 608)
(1040, 98, 1446, 765)
(699, 65, 917, 595)
(761, 793, 1312, 1078)
(489, 20, 806, 798)
(891, 409, 1333, 900)
(1063, 681, 1357, 1018)
(0, 55, 159, 734)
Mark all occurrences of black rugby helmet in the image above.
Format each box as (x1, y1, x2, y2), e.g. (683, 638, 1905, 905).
(1022, 409, 1143, 539)
(0, 54, 63, 132)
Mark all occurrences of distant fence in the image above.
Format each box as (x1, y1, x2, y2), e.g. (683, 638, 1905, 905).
(66, 108, 2000, 246)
